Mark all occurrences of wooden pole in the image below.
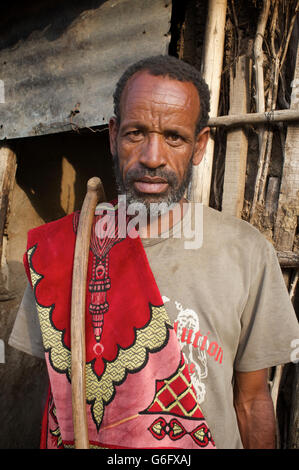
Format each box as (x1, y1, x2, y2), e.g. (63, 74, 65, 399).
(274, 43, 299, 252)
(222, 56, 248, 217)
(71, 176, 105, 449)
(288, 363, 299, 448)
(208, 109, 299, 127)
(272, 41, 299, 449)
(191, 0, 227, 205)
(249, 0, 271, 219)
(0, 146, 17, 300)
(253, 0, 270, 118)
(277, 251, 299, 269)
(0, 147, 17, 265)
(265, 177, 280, 226)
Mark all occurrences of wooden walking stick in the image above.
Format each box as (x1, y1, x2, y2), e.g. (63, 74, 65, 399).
(71, 177, 106, 449)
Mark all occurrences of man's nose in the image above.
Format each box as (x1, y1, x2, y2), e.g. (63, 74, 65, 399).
(139, 132, 167, 168)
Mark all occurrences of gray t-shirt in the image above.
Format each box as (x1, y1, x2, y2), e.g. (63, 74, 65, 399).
(9, 203, 299, 449)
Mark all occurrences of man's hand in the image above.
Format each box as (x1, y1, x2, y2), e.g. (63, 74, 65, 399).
(233, 368, 276, 449)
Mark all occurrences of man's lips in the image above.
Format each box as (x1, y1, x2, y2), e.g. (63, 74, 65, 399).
(133, 177, 169, 194)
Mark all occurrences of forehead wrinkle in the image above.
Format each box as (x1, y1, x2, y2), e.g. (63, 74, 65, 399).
(125, 96, 194, 121)
(150, 100, 192, 111)
(123, 73, 198, 104)
(127, 88, 193, 109)
(124, 107, 192, 132)
(120, 72, 200, 131)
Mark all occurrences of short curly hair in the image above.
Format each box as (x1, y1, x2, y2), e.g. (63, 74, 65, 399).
(113, 55, 210, 135)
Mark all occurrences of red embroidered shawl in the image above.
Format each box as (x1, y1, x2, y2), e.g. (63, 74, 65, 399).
(24, 204, 215, 449)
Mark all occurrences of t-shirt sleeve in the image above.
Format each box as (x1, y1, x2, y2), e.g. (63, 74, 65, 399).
(8, 282, 45, 360)
(234, 237, 299, 372)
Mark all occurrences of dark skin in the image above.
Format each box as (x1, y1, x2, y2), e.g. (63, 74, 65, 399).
(109, 71, 276, 448)
(233, 369, 276, 449)
(109, 71, 209, 237)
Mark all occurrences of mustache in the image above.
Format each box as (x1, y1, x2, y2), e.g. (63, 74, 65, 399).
(124, 167, 179, 187)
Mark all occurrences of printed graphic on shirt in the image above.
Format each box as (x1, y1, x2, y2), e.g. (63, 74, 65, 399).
(162, 296, 223, 405)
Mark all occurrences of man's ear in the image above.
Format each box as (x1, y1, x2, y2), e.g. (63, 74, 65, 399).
(108, 117, 119, 156)
(192, 127, 210, 166)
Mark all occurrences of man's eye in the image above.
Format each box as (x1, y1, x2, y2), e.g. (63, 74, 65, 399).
(166, 133, 182, 143)
(127, 130, 143, 138)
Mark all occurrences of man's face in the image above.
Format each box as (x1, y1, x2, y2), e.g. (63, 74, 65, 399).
(109, 71, 209, 211)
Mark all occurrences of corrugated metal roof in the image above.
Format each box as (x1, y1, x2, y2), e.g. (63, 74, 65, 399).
(0, 0, 171, 140)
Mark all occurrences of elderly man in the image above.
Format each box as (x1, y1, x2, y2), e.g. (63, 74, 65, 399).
(9, 55, 299, 449)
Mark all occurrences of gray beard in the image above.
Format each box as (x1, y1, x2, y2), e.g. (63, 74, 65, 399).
(112, 153, 193, 216)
